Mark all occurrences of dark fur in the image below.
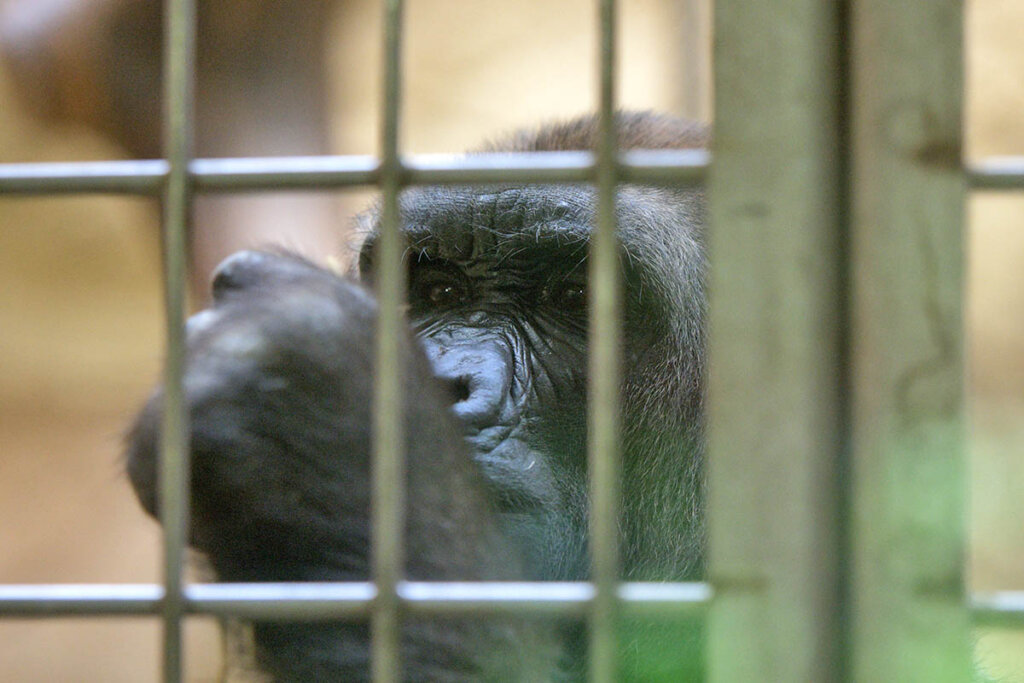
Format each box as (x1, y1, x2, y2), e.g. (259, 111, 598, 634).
(127, 111, 707, 680)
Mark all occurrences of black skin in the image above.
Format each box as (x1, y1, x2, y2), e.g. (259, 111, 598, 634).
(127, 111, 708, 680)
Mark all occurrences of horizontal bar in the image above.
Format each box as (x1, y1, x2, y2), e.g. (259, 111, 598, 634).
(616, 581, 714, 617)
(0, 160, 168, 194)
(3, 583, 1021, 626)
(402, 582, 592, 617)
(405, 149, 709, 187)
(618, 148, 709, 185)
(0, 581, 711, 620)
(406, 583, 714, 618)
(0, 584, 162, 616)
(404, 151, 591, 184)
(0, 151, 709, 196)
(970, 591, 1024, 628)
(188, 582, 375, 620)
(192, 155, 378, 190)
(5, 155, 1024, 197)
(967, 157, 1024, 191)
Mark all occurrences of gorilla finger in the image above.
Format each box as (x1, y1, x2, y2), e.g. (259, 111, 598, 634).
(211, 249, 324, 302)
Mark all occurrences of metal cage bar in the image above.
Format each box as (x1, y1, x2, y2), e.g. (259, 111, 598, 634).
(0, 150, 712, 195)
(3, 0, 1024, 681)
(370, 0, 406, 681)
(968, 157, 1024, 190)
(5, 152, 1024, 195)
(157, 0, 196, 680)
(0, 581, 712, 618)
(971, 592, 1024, 629)
(587, 1, 622, 681)
(5, 581, 1023, 626)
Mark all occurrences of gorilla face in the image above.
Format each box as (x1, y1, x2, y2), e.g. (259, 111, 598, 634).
(126, 112, 708, 680)
(358, 180, 706, 584)
(368, 187, 594, 581)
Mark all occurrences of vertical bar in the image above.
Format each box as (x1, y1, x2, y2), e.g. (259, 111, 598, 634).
(588, 1, 620, 681)
(371, 0, 405, 681)
(847, 2, 970, 680)
(708, 0, 846, 680)
(159, 0, 196, 681)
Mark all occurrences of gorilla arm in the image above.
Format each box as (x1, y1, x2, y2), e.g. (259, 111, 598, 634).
(126, 251, 558, 681)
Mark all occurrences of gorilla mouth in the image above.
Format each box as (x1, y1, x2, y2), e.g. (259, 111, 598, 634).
(463, 423, 514, 454)
(467, 434, 553, 513)
(488, 486, 544, 514)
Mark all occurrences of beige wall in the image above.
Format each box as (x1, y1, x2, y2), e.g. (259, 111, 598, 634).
(964, 1, 1024, 677)
(0, 2, 698, 679)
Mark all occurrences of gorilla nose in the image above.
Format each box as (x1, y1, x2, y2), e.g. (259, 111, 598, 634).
(450, 365, 510, 429)
(423, 340, 514, 431)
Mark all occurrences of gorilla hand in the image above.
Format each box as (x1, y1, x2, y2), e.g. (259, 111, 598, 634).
(126, 250, 557, 680)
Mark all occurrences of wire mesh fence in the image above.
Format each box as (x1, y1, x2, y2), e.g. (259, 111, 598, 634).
(0, 0, 1023, 681)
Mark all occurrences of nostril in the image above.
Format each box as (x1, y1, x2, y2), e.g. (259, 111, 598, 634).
(453, 377, 472, 403)
(422, 341, 512, 430)
(452, 373, 508, 429)
(439, 376, 471, 405)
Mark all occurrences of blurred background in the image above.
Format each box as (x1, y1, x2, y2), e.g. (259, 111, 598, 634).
(0, 0, 1020, 679)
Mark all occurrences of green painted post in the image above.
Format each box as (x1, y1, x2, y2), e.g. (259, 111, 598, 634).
(847, 1, 971, 680)
(708, 1, 847, 680)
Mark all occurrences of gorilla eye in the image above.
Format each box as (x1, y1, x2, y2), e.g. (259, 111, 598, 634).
(409, 264, 469, 309)
(427, 282, 463, 306)
(545, 282, 588, 311)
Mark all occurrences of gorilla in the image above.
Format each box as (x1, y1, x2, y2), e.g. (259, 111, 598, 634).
(127, 111, 708, 681)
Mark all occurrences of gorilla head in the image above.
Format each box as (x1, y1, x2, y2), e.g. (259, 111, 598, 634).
(127, 111, 708, 680)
